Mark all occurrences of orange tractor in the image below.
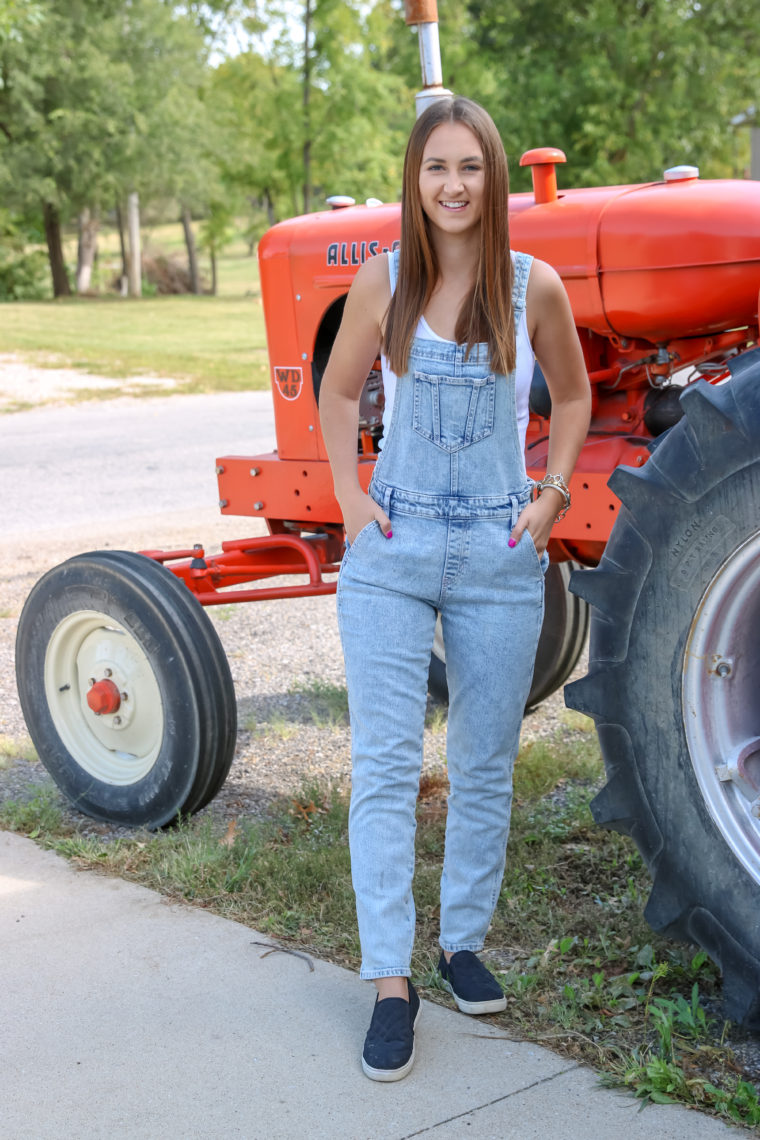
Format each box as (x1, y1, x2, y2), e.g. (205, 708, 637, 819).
(15, 2, 760, 1025)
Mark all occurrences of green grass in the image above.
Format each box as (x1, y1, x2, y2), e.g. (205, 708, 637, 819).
(0, 294, 269, 390)
(2, 731, 759, 1126)
(0, 221, 270, 391)
(0, 734, 38, 767)
(287, 679, 351, 729)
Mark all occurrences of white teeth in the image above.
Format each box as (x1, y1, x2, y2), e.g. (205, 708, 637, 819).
(441, 201, 466, 209)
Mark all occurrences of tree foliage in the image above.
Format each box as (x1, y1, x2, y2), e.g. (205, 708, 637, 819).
(0, 0, 215, 293)
(461, 0, 760, 189)
(213, 0, 414, 220)
(1, 0, 759, 297)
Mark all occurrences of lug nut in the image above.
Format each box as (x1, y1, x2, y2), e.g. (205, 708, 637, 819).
(717, 662, 732, 678)
(104, 668, 112, 678)
(121, 692, 128, 702)
(254, 501, 264, 510)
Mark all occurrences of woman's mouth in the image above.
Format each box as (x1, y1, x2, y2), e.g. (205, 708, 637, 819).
(440, 200, 467, 210)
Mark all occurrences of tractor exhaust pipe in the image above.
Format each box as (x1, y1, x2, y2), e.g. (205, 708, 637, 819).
(404, 0, 452, 117)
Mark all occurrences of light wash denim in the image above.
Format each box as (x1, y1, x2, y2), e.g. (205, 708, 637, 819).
(337, 252, 547, 980)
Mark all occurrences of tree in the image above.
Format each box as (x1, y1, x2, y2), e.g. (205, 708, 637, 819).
(198, 200, 234, 293)
(462, 0, 760, 189)
(212, 0, 414, 222)
(0, 0, 213, 296)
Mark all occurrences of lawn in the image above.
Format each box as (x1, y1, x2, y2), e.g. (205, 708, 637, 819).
(0, 222, 271, 391)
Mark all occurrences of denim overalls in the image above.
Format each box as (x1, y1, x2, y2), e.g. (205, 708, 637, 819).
(337, 250, 546, 980)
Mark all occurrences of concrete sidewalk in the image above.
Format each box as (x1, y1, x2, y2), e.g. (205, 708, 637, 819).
(1, 831, 740, 1140)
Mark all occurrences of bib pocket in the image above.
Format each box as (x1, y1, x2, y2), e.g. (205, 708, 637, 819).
(412, 370, 496, 453)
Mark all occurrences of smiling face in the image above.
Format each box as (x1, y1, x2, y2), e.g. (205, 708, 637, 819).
(418, 121, 485, 237)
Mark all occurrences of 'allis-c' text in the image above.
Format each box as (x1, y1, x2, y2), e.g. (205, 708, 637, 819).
(326, 239, 400, 267)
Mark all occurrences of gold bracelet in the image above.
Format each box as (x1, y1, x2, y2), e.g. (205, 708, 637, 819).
(537, 472, 571, 521)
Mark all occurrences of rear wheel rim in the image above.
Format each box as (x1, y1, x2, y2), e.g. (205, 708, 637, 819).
(43, 609, 164, 785)
(683, 532, 760, 884)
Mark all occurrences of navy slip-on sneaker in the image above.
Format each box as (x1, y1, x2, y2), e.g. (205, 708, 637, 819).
(362, 980, 421, 1082)
(438, 950, 507, 1015)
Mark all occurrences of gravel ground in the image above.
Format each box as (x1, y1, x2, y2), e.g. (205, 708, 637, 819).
(0, 352, 177, 411)
(0, 506, 588, 840)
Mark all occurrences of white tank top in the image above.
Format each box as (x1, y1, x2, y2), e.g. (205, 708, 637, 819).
(379, 251, 535, 451)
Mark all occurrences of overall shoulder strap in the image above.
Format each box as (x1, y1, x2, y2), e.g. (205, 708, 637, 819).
(511, 251, 534, 312)
(387, 248, 400, 296)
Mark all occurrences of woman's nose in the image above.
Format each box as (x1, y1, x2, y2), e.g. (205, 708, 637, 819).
(444, 174, 464, 194)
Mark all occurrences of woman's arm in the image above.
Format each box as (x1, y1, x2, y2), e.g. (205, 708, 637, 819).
(318, 254, 393, 543)
(511, 259, 592, 555)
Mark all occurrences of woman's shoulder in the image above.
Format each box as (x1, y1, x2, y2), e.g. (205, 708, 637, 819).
(523, 258, 570, 338)
(346, 251, 392, 318)
(524, 257, 565, 300)
(351, 251, 392, 295)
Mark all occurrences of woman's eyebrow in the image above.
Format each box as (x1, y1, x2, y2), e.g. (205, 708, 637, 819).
(422, 154, 483, 163)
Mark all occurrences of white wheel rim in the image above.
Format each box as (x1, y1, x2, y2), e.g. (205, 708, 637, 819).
(683, 532, 760, 884)
(43, 609, 164, 785)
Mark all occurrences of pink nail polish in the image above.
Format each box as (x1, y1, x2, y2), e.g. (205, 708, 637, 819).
(508, 537, 516, 548)
(386, 530, 393, 539)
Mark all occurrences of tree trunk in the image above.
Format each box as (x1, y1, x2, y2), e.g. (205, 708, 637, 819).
(76, 208, 99, 293)
(115, 198, 128, 286)
(302, 0, 312, 214)
(210, 249, 217, 296)
(265, 189, 277, 228)
(127, 191, 142, 298)
(43, 202, 71, 298)
(181, 205, 201, 294)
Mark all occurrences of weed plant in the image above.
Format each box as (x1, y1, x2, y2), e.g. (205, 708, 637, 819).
(2, 730, 759, 1126)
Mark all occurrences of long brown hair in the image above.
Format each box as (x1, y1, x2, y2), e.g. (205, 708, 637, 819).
(384, 96, 515, 376)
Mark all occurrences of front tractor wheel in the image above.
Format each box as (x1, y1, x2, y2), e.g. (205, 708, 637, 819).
(16, 551, 237, 829)
(567, 347, 760, 1028)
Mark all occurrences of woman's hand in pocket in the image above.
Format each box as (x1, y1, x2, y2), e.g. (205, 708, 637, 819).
(340, 491, 393, 545)
(509, 494, 557, 556)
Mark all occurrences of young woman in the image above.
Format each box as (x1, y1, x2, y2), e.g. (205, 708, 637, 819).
(319, 96, 591, 1082)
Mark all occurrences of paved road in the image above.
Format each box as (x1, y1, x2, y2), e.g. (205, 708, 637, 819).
(1, 391, 276, 540)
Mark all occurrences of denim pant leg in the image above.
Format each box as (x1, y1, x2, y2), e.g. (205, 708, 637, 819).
(337, 526, 438, 980)
(438, 525, 545, 952)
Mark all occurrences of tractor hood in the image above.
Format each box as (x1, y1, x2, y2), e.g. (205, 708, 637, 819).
(259, 173, 760, 347)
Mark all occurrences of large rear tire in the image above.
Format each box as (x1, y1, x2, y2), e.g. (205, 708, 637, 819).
(428, 561, 589, 709)
(566, 348, 760, 1028)
(15, 551, 237, 829)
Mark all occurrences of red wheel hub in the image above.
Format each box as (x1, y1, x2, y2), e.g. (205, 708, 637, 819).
(86, 678, 122, 715)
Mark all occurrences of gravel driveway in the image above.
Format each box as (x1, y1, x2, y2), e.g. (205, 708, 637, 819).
(0, 359, 588, 837)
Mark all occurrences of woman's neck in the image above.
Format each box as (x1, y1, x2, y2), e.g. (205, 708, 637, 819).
(428, 227, 480, 288)
(421, 230, 482, 339)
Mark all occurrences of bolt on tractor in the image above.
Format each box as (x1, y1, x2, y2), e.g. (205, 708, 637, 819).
(14, 1, 760, 1026)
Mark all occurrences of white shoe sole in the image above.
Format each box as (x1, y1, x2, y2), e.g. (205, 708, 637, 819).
(361, 1003, 422, 1082)
(442, 978, 507, 1015)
